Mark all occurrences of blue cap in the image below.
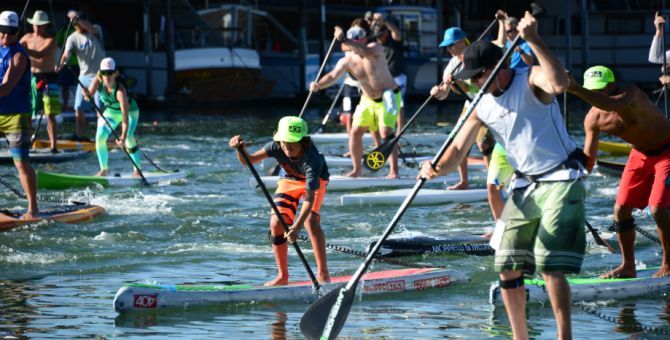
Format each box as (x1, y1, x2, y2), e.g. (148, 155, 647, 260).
(439, 27, 466, 47)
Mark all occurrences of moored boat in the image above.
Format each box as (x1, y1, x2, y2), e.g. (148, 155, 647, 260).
(36, 170, 186, 189)
(113, 267, 469, 312)
(0, 204, 105, 231)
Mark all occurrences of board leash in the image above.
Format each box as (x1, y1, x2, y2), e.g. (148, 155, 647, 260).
(574, 301, 669, 335)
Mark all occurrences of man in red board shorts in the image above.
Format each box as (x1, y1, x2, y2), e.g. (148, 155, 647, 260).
(568, 65, 670, 278)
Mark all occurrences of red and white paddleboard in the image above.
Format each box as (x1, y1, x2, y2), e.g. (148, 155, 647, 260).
(113, 267, 469, 312)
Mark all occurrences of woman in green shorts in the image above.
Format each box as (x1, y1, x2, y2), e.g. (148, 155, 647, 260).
(84, 57, 141, 177)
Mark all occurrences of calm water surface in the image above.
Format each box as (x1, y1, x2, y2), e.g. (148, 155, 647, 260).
(1, 100, 669, 339)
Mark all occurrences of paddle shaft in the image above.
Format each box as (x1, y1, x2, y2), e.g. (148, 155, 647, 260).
(663, 18, 669, 119)
(69, 69, 150, 186)
(299, 36, 338, 118)
(317, 81, 345, 133)
(16, 0, 31, 35)
(237, 146, 321, 292)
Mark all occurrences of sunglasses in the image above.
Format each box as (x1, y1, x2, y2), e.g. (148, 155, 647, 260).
(99, 70, 115, 76)
(471, 68, 488, 82)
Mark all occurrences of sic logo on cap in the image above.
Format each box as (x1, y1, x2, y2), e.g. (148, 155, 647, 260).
(288, 126, 302, 133)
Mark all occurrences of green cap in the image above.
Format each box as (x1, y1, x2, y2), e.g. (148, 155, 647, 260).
(273, 116, 308, 143)
(583, 66, 615, 90)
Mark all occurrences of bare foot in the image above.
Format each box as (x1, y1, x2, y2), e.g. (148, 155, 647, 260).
(481, 231, 493, 240)
(447, 181, 469, 190)
(345, 169, 360, 178)
(600, 264, 637, 279)
(342, 151, 351, 158)
(264, 276, 288, 286)
(133, 172, 142, 178)
(385, 172, 399, 179)
(318, 273, 331, 284)
(94, 170, 108, 177)
(653, 265, 670, 278)
(19, 211, 39, 220)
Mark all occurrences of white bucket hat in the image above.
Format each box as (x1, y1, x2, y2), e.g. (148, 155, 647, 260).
(27, 10, 50, 25)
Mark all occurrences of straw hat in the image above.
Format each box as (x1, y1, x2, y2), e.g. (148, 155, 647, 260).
(27, 10, 50, 25)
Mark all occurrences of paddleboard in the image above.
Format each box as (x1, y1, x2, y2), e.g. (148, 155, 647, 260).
(595, 159, 625, 177)
(368, 234, 492, 258)
(489, 267, 670, 306)
(598, 140, 632, 156)
(0, 204, 105, 231)
(260, 155, 486, 171)
(341, 188, 488, 206)
(0, 149, 90, 164)
(113, 267, 469, 312)
(36, 170, 186, 189)
(250, 173, 461, 191)
(310, 132, 448, 144)
(32, 139, 117, 152)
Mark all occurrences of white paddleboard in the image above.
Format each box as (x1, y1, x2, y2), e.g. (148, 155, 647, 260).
(250, 173, 461, 191)
(341, 188, 488, 206)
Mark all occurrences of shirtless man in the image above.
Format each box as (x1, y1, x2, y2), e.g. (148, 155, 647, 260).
(569, 65, 670, 278)
(20, 10, 60, 152)
(310, 19, 401, 179)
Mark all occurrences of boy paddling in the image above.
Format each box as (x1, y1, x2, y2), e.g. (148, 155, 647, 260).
(229, 116, 330, 286)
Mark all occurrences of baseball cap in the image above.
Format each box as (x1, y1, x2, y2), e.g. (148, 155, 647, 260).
(346, 26, 367, 41)
(453, 40, 503, 80)
(27, 10, 50, 26)
(439, 27, 466, 47)
(583, 66, 615, 90)
(100, 57, 116, 72)
(0, 11, 19, 34)
(273, 116, 308, 143)
(364, 11, 373, 20)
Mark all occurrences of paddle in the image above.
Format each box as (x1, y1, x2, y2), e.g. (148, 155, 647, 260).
(237, 145, 321, 293)
(362, 9, 503, 172)
(67, 69, 150, 186)
(299, 36, 338, 118)
(584, 220, 615, 253)
(300, 6, 545, 339)
(316, 81, 345, 133)
(662, 12, 669, 119)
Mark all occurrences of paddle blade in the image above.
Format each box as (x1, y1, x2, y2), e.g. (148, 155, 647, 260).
(300, 284, 357, 340)
(362, 138, 397, 171)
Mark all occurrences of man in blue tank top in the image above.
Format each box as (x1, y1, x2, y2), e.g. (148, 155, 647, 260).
(420, 11, 585, 340)
(0, 11, 38, 219)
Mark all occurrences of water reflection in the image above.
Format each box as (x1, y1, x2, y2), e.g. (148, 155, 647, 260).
(0, 279, 37, 338)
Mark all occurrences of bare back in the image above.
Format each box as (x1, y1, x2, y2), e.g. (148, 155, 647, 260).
(343, 42, 397, 99)
(587, 85, 670, 152)
(20, 32, 57, 73)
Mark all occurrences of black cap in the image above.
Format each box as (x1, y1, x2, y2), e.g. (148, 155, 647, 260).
(453, 40, 503, 80)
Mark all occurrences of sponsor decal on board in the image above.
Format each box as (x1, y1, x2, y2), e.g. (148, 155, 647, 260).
(362, 279, 406, 293)
(133, 294, 158, 308)
(414, 275, 452, 290)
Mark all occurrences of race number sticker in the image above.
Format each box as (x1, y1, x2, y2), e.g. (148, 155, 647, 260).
(133, 294, 158, 308)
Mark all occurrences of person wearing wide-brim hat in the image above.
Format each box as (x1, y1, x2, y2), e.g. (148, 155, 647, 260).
(420, 12, 586, 339)
(567, 65, 670, 280)
(0, 10, 39, 220)
(229, 116, 331, 286)
(20, 10, 61, 153)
